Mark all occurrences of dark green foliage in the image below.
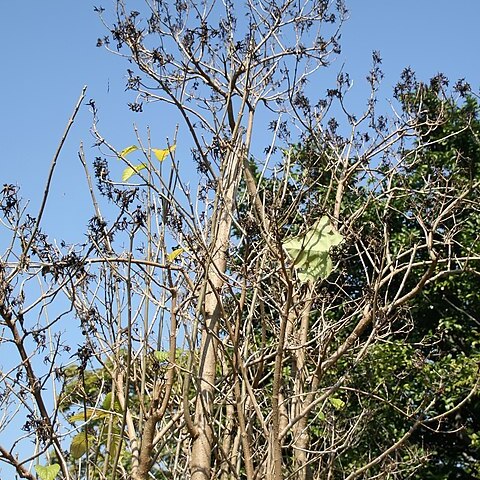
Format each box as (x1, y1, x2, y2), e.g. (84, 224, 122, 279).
(338, 77, 480, 478)
(398, 77, 480, 479)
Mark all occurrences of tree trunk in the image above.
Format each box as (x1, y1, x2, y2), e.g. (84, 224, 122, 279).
(292, 287, 314, 480)
(191, 144, 243, 480)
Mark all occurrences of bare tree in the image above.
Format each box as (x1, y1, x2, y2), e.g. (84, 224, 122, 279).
(1, 2, 479, 480)
(97, 2, 346, 479)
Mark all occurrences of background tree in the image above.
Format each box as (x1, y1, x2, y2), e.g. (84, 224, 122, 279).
(394, 74, 480, 480)
(0, 2, 479, 480)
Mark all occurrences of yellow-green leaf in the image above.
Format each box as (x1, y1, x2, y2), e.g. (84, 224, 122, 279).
(328, 396, 345, 410)
(167, 247, 184, 262)
(69, 408, 95, 423)
(152, 144, 176, 162)
(122, 163, 147, 182)
(70, 432, 88, 459)
(154, 351, 169, 363)
(69, 408, 109, 423)
(34, 464, 61, 480)
(119, 145, 138, 157)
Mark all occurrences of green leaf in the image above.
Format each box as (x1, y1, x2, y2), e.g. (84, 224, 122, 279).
(167, 247, 184, 262)
(102, 392, 114, 410)
(122, 163, 147, 182)
(328, 396, 345, 410)
(102, 392, 122, 413)
(70, 432, 88, 459)
(118, 145, 138, 157)
(69, 407, 110, 423)
(34, 464, 61, 480)
(152, 144, 176, 162)
(107, 431, 123, 462)
(154, 351, 169, 363)
(283, 216, 343, 283)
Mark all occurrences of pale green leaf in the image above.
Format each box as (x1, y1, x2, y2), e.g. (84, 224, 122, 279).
(119, 145, 138, 157)
(34, 464, 61, 480)
(122, 163, 147, 182)
(283, 216, 343, 283)
(297, 252, 331, 283)
(152, 144, 176, 162)
(70, 432, 88, 459)
(328, 396, 345, 410)
(167, 247, 184, 263)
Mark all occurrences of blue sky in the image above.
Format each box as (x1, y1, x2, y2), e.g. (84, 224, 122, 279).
(0, 0, 479, 243)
